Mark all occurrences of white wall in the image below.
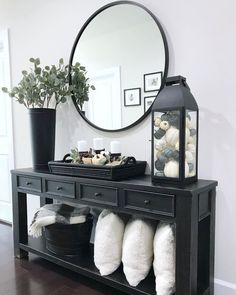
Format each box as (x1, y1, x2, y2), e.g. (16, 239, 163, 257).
(1, 0, 236, 293)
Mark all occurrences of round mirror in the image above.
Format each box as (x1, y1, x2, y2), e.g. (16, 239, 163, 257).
(69, 1, 169, 132)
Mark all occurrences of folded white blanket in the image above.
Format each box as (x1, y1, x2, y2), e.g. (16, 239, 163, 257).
(29, 204, 90, 238)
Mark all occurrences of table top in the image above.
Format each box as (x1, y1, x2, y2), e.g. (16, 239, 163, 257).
(11, 167, 218, 195)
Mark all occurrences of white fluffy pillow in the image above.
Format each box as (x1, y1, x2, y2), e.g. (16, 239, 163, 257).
(153, 222, 176, 295)
(122, 218, 155, 287)
(94, 209, 125, 276)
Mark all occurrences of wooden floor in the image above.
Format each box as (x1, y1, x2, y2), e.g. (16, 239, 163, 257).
(0, 222, 123, 295)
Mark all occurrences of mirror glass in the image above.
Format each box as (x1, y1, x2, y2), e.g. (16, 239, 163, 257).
(70, 2, 168, 131)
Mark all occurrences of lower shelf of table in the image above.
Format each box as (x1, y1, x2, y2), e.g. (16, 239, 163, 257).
(19, 237, 209, 295)
(19, 236, 156, 295)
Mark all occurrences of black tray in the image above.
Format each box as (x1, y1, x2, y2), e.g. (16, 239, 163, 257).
(48, 156, 147, 180)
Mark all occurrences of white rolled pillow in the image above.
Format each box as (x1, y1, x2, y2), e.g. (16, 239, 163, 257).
(122, 218, 155, 287)
(153, 222, 176, 295)
(94, 209, 125, 276)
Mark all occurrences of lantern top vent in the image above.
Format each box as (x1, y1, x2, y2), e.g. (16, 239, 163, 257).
(152, 75, 198, 111)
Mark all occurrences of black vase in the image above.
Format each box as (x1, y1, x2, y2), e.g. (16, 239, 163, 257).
(29, 108, 56, 170)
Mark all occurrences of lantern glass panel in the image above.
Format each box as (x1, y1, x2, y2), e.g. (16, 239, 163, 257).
(153, 110, 180, 178)
(185, 110, 197, 178)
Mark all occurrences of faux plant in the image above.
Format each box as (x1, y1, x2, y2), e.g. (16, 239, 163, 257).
(2, 58, 95, 109)
(70, 147, 81, 164)
(70, 62, 95, 111)
(70, 147, 94, 164)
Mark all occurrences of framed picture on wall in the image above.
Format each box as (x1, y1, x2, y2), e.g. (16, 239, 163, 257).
(124, 88, 141, 106)
(144, 95, 156, 112)
(144, 71, 162, 92)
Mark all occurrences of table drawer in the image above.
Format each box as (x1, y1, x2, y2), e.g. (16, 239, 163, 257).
(79, 184, 118, 207)
(17, 176, 42, 192)
(123, 189, 175, 217)
(45, 180, 75, 199)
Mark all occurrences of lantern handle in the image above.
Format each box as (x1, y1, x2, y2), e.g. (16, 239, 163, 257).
(166, 75, 190, 90)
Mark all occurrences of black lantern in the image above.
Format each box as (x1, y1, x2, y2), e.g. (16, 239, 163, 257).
(151, 76, 198, 185)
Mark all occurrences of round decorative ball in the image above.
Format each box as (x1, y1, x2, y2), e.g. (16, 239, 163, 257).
(154, 117, 161, 127)
(161, 113, 170, 121)
(92, 154, 107, 165)
(164, 160, 179, 178)
(168, 113, 180, 128)
(164, 160, 189, 178)
(160, 120, 170, 131)
(155, 138, 167, 151)
(185, 151, 194, 163)
(188, 171, 195, 177)
(172, 150, 179, 161)
(190, 128, 196, 137)
(187, 143, 196, 154)
(165, 126, 179, 147)
(155, 159, 165, 171)
(158, 154, 168, 164)
(188, 136, 194, 144)
(163, 148, 173, 158)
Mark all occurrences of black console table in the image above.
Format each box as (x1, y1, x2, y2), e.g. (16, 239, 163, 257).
(11, 168, 217, 295)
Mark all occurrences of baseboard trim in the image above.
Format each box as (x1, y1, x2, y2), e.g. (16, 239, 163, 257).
(215, 279, 236, 295)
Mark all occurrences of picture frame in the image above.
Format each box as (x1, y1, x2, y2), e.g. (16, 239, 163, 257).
(144, 71, 162, 92)
(124, 88, 141, 106)
(144, 95, 156, 112)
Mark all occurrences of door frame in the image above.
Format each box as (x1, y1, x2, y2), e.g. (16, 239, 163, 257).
(85, 66, 122, 129)
(0, 28, 14, 223)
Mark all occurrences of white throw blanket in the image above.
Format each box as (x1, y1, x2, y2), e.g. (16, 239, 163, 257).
(29, 204, 90, 238)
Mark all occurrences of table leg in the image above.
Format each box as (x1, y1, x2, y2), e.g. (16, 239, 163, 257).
(12, 174, 28, 258)
(175, 192, 199, 295)
(209, 188, 216, 295)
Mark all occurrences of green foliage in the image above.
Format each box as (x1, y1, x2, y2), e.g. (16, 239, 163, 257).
(70, 147, 81, 163)
(70, 62, 95, 110)
(1, 58, 95, 109)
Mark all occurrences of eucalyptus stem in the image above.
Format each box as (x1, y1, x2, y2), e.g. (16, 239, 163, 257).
(1, 57, 95, 109)
(46, 96, 50, 108)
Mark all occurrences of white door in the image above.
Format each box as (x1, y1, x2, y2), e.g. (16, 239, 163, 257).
(0, 29, 14, 223)
(84, 67, 122, 129)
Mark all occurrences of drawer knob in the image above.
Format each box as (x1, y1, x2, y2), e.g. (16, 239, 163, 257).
(26, 182, 31, 186)
(56, 186, 63, 191)
(94, 192, 102, 197)
(144, 199, 150, 205)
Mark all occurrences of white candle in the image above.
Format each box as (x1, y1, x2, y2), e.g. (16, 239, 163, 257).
(110, 141, 121, 154)
(77, 140, 88, 152)
(93, 138, 104, 150)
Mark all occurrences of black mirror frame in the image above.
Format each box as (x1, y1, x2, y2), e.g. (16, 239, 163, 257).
(69, 0, 169, 132)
